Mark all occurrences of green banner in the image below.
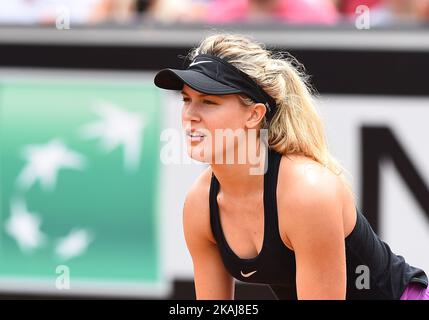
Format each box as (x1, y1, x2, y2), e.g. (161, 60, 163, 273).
(0, 76, 164, 296)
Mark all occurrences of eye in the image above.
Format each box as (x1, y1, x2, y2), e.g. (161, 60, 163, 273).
(181, 97, 190, 103)
(202, 99, 217, 105)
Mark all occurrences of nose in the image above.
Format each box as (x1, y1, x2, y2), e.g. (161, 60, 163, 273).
(182, 101, 201, 122)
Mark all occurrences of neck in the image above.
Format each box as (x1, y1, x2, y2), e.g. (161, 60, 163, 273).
(210, 143, 268, 198)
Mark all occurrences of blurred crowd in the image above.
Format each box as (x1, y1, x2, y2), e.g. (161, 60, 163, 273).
(0, 0, 428, 26)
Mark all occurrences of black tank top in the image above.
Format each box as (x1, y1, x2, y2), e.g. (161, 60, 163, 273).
(209, 147, 428, 299)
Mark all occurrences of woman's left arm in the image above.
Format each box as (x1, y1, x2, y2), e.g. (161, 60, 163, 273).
(281, 166, 347, 300)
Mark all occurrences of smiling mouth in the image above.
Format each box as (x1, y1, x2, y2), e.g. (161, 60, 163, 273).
(187, 133, 206, 142)
(185, 129, 206, 143)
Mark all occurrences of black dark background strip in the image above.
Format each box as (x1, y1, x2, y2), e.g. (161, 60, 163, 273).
(1, 44, 429, 96)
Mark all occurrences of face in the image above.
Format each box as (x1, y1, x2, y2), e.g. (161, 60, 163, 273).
(181, 84, 262, 164)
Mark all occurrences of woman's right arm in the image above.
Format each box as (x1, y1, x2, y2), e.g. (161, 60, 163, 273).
(182, 179, 234, 300)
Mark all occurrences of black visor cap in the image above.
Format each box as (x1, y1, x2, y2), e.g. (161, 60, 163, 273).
(154, 54, 276, 118)
(154, 68, 242, 95)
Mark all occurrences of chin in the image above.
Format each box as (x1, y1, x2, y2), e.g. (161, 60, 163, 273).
(186, 144, 212, 163)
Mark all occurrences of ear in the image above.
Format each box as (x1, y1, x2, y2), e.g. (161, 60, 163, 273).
(245, 103, 267, 129)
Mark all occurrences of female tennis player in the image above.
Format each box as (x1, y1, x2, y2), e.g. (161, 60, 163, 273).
(154, 33, 428, 300)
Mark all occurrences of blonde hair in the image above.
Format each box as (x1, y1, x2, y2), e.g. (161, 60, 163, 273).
(187, 32, 354, 193)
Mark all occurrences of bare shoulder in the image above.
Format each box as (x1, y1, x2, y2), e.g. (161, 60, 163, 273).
(277, 154, 356, 247)
(183, 166, 215, 244)
(278, 154, 343, 205)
